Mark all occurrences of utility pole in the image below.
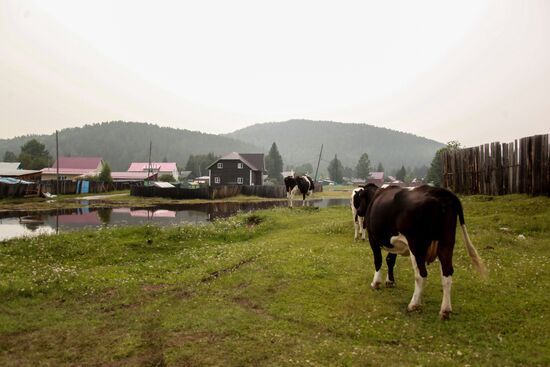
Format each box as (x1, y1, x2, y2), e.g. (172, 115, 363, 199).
(56, 130, 59, 195)
(314, 144, 323, 182)
(147, 140, 152, 185)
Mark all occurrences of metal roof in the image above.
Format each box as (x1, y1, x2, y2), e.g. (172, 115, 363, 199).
(127, 162, 177, 172)
(0, 162, 21, 170)
(0, 169, 41, 177)
(50, 156, 103, 170)
(207, 152, 264, 171)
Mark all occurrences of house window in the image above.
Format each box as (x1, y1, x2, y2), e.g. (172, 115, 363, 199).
(215, 177, 220, 184)
(237, 177, 243, 184)
(237, 162, 243, 169)
(217, 162, 223, 169)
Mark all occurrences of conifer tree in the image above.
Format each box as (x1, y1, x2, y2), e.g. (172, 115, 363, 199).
(327, 154, 344, 183)
(265, 142, 284, 183)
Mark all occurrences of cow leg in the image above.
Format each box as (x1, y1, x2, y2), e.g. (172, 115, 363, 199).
(438, 244, 455, 320)
(439, 262, 453, 320)
(353, 213, 359, 240)
(289, 186, 300, 208)
(359, 216, 366, 240)
(287, 191, 293, 208)
(407, 251, 427, 312)
(385, 253, 397, 287)
(369, 238, 383, 289)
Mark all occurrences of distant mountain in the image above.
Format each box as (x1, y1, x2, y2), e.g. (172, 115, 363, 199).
(1, 120, 444, 176)
(226, 120, 444, 174)
(0, 121, 260, 171)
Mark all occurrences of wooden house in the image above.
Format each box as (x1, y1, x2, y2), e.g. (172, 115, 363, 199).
(207, 152, 265, 186)
(367, 172, 385, 187)
(41, 157, 104, 181)
(127, 162, 179, 181)
(0, 162, 42, 181)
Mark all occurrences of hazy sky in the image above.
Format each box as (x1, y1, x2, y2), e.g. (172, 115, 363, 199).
(1, 0, 549, 147)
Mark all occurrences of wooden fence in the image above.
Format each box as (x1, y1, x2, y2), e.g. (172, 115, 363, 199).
(0, 180, 130, 198)
(131, 184, 323, 200)
(442, 134, 550, 196)
(0, 182, 40, 198)
(131, 186, 210, 199)
(40, 180, 130, 195)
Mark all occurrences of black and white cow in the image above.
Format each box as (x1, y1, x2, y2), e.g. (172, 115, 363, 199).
(351, 184, 378, 240)
(356, 184, 485, 319)
(284, 175, 314, 207)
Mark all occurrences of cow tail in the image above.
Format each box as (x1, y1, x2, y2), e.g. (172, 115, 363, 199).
(453, 193, 487, 278)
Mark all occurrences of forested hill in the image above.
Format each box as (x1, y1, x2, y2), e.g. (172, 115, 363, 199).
(226, 120, 445, 173)
(1, 120, 444, 174)
(0, 122, 260, 171)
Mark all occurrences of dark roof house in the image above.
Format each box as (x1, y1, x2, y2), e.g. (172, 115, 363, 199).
(207, 152, 265, 186)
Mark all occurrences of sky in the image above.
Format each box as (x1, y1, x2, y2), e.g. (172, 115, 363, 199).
(1, 0, 549, 147)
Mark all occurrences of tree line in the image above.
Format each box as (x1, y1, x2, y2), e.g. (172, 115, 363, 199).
(4, 136, 453, 186)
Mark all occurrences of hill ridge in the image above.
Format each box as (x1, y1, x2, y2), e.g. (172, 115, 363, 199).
(1, 120, 443, 174)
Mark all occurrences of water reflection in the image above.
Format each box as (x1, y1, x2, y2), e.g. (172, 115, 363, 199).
(0, 198, 349, 241)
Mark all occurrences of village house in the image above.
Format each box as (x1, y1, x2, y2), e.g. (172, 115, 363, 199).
(41, 157, 104, 181)
(0, 162, 42, 181)
(367, 171, 385, 187)
(127, 162, 179, 181)
(207, 152, 265, 186)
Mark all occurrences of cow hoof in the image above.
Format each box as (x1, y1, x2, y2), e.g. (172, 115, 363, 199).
(407, 304, 421, 312)
(439, 310, 452, 320)
(370, 282, 382, 290)
(385, 281, 395, 288)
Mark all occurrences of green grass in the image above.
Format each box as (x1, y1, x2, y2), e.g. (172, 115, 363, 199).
(1, 195, 549, 366)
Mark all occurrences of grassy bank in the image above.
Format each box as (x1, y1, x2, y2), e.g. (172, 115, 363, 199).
(1, 195, 549, 365)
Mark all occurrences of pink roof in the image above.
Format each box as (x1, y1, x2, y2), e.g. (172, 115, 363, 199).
(50, 156, 103, 170)
(127, 162, 177, 172)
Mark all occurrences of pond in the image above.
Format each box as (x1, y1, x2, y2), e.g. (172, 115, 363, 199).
(0, 198, 350, 241)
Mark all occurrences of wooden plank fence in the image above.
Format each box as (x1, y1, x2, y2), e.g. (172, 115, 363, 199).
(131, 183, 323, 200)
(40, 180, 130, 195)
(0, 180, 129, 198)
(131, 185, 288, 200)
(442, 134, 550, 196)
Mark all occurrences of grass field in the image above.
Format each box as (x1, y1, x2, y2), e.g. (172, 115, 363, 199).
(1, 194, 549, 366)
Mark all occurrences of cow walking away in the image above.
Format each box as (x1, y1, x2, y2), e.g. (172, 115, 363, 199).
(351, 184, 378, 240)
(284, 175, 314, 208)
(356, 185, 485, 319)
